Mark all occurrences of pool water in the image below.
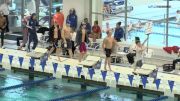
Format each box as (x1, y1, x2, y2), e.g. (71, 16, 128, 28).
(0, 70, 175, 101)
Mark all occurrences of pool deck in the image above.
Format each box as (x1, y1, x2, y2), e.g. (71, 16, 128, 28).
(0, 48, 180, 98)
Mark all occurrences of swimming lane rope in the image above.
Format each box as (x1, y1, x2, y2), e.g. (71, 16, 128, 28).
(0, 77, 56, 91)
(49, 86, 110, 101)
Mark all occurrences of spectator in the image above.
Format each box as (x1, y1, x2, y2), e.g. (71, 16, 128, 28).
(0, 1, 10, 34)
(53, 7, 64, 29)
(17, 14, 31, 50)
(176, 10, 180, 26)
(27, 13, 39, 52)
(92, 20, 101, 42)
(172, 49, 180, 69)
(0, 11, 7, 48)
(84, 18, 91, 35)
(66, 8, 77, 30)
(114, 22, 124, 42)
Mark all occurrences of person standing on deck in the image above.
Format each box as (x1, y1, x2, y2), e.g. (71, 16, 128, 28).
(48, 21, 62, 61)
(61, 23, 73, 58)
(0, 11, 7, 48)
(66, 8, 77, 30)
(27, 13, 39, 52)
(102, 30, 117, 71)
(53, 7, 64, 29)
(114, 22, 124, 42)
(76, 22, 89, 62)
(0, 1, 10, 34)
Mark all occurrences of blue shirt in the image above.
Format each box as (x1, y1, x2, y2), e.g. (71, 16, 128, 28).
(114, 27, 124, 39)
(28, 19, 39, 33)
(66, 14, 77, 29)
(85, 23, 91, 35)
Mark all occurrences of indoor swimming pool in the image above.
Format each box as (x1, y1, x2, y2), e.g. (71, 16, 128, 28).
(0, 69, 175, 101)
(102, 20, 180, 47)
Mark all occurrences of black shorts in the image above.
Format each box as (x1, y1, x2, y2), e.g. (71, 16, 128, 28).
(53, 39, 61, 48)
(105, 48, 112, 57)
(66, 39, 72, 49)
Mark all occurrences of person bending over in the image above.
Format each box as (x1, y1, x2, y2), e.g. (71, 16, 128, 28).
(0, 11, 7, 48)
(48, 21, 62, 61)
(61, 23, 73, 58)
(102, 30, 117, 71)
(133, 39, 147, 71)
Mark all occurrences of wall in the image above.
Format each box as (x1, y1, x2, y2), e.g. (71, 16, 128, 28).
(63, 0, 90, 28)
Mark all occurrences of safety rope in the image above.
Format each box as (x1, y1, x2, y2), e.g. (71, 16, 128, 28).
(49, 86, 110, 101)
(0, 68, 5, 72)
(0, 77, 56, 91)
(149, 96, 168, 101)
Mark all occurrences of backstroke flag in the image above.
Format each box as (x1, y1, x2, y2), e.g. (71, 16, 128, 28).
(0, 54, 3, 63)
(40, 60, 46, 72)
(101, 71, 107, 81)
(18, 57, 24, 67)
(114, 72, 120, 84)
(128, 75, 134, 86)
(168, 80, 174, 92)
(53, 63, 58, 73)
(77, 67, 82, 78)
(64, 65, 70, 76)
(30, 58, 35, 67)
(141, 76, 147, 88)
(155, 79, 161, 90)
(88, 68, 95, 80)
(8, 55, 13, 65)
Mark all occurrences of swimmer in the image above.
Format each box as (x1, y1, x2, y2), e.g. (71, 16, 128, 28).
(102, 29, 118, 71)
(61, 23, 73, 58)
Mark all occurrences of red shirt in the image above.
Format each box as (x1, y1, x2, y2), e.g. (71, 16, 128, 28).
(53, 12, 64, 28)
(92, 25, 101, 33)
